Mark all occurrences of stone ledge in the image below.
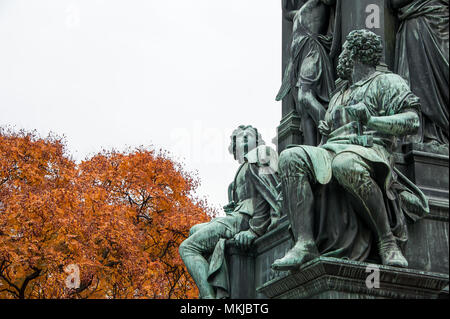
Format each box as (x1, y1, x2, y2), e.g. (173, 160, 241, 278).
(402, 143, 449, 157)
(257, 257, 449, 299)
(427, 198, 449, 222)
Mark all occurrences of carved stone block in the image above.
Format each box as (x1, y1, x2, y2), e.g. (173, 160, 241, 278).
(256, 257, 449, 299)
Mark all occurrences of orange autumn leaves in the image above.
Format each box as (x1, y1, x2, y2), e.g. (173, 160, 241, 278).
(0, 128, 213, 299)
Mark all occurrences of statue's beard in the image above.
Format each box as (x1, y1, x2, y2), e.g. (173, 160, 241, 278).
(337, 58, 353, 81)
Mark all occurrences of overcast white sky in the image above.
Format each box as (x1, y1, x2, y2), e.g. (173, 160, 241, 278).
(0, 0, 282, 211)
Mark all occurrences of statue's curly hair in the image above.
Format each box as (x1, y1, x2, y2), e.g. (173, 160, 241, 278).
(346, 29, 383, 67)
(228, 125, 265, 159)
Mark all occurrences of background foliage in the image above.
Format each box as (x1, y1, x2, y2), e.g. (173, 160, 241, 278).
(0, 127, 214, 299)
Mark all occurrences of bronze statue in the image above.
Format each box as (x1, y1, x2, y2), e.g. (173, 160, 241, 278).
(277, 0, 336, 146)
(272, 30, 429, 271)
(179, 125, 281, 299)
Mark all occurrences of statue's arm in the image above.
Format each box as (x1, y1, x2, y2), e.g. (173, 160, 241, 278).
(227, 181, 234, 203)
(346, 102, 420, 136)
(247, 193, 272, 237)
(223, 182, 236, 213)
(346, 76, 421, 137)
(318, 120, 331, 145)
(298, 87, 327, 125)
(282, 0, 301, 10)
(367, 110, 420, 136)
(390, 0, 415, 9)
(233, 195, 267, 250)
(283, 9, 298, 21)
(282, 0, 301, 21)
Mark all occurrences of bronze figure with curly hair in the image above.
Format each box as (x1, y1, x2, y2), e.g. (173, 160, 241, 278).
(272, 29, 429, 272)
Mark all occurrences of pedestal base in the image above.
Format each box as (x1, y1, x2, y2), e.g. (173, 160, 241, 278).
(225, 149, 448, 299)
(257, 257, 449, 299)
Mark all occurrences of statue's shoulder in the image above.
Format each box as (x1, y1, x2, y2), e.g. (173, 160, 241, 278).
(373, 71, 410, 90)
(377, 71, 403, 81)
(331, 78, 350, 96)
(245, 145, 279, 173)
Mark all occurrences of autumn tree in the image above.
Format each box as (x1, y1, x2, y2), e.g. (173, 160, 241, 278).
(0, 128, 212, 299)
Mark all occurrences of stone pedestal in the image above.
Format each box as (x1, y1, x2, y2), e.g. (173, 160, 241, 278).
(397, 144, 449, 201)
(226, 243, 256, 299)
(256, 257, 449, 299)
(277, 111, 302, 153)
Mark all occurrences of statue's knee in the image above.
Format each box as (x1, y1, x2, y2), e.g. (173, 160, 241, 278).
(332, 153, 368, 187)
(278, 149, 293, 174)
(189, 223, 205, 236)
(298, 91, 310, 110)
(179, 238, 193, 258)
(331, 154, 348, 178)
(278, 148, 307, 176)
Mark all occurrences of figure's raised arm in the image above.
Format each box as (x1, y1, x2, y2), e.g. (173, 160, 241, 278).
(282, 0, 303, 21)
(282, 0, 296, 10)
(283, 8, 299, 22)
(366, 111, 420, 136)
(345, 103, 420, 136)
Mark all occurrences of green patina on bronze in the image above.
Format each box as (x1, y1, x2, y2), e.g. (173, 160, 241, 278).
(179, 0, 449, 296)
(393, 0, 449, 147)
(277, 0, 336, 146)
(272, 29, 429, 272)
(179, 126, 281, 299)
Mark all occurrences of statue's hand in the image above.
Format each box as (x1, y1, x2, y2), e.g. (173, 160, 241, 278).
(318, 120, 331, 137)
(345, 103, 371, 125)
(234, 230, 258, 250)
(223, 201, 236, 214)
(267, 216, 280, 232)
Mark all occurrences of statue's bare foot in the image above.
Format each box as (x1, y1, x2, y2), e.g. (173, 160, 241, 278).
(271, 241, 318, 271)
(379, 240, 408, 268)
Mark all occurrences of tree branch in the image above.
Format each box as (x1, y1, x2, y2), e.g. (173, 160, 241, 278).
(18, 268, 41, 299)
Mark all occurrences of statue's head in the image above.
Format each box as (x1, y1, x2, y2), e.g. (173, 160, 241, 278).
(228, 125, 265, 163)
(343, 29, 383, 68)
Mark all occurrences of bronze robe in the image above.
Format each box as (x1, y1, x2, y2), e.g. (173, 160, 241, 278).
(394, 0, 449, 144)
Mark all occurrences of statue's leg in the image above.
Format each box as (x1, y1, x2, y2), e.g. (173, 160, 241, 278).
(296, 87, 326, 146)
(271, 147, 319, 271)
(189, 222, 209, 236)
(179, 221, 233, 299)
(298, 87, 326, 126)
(332, 152, 408, 268)
(301, 115, 318, 146)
